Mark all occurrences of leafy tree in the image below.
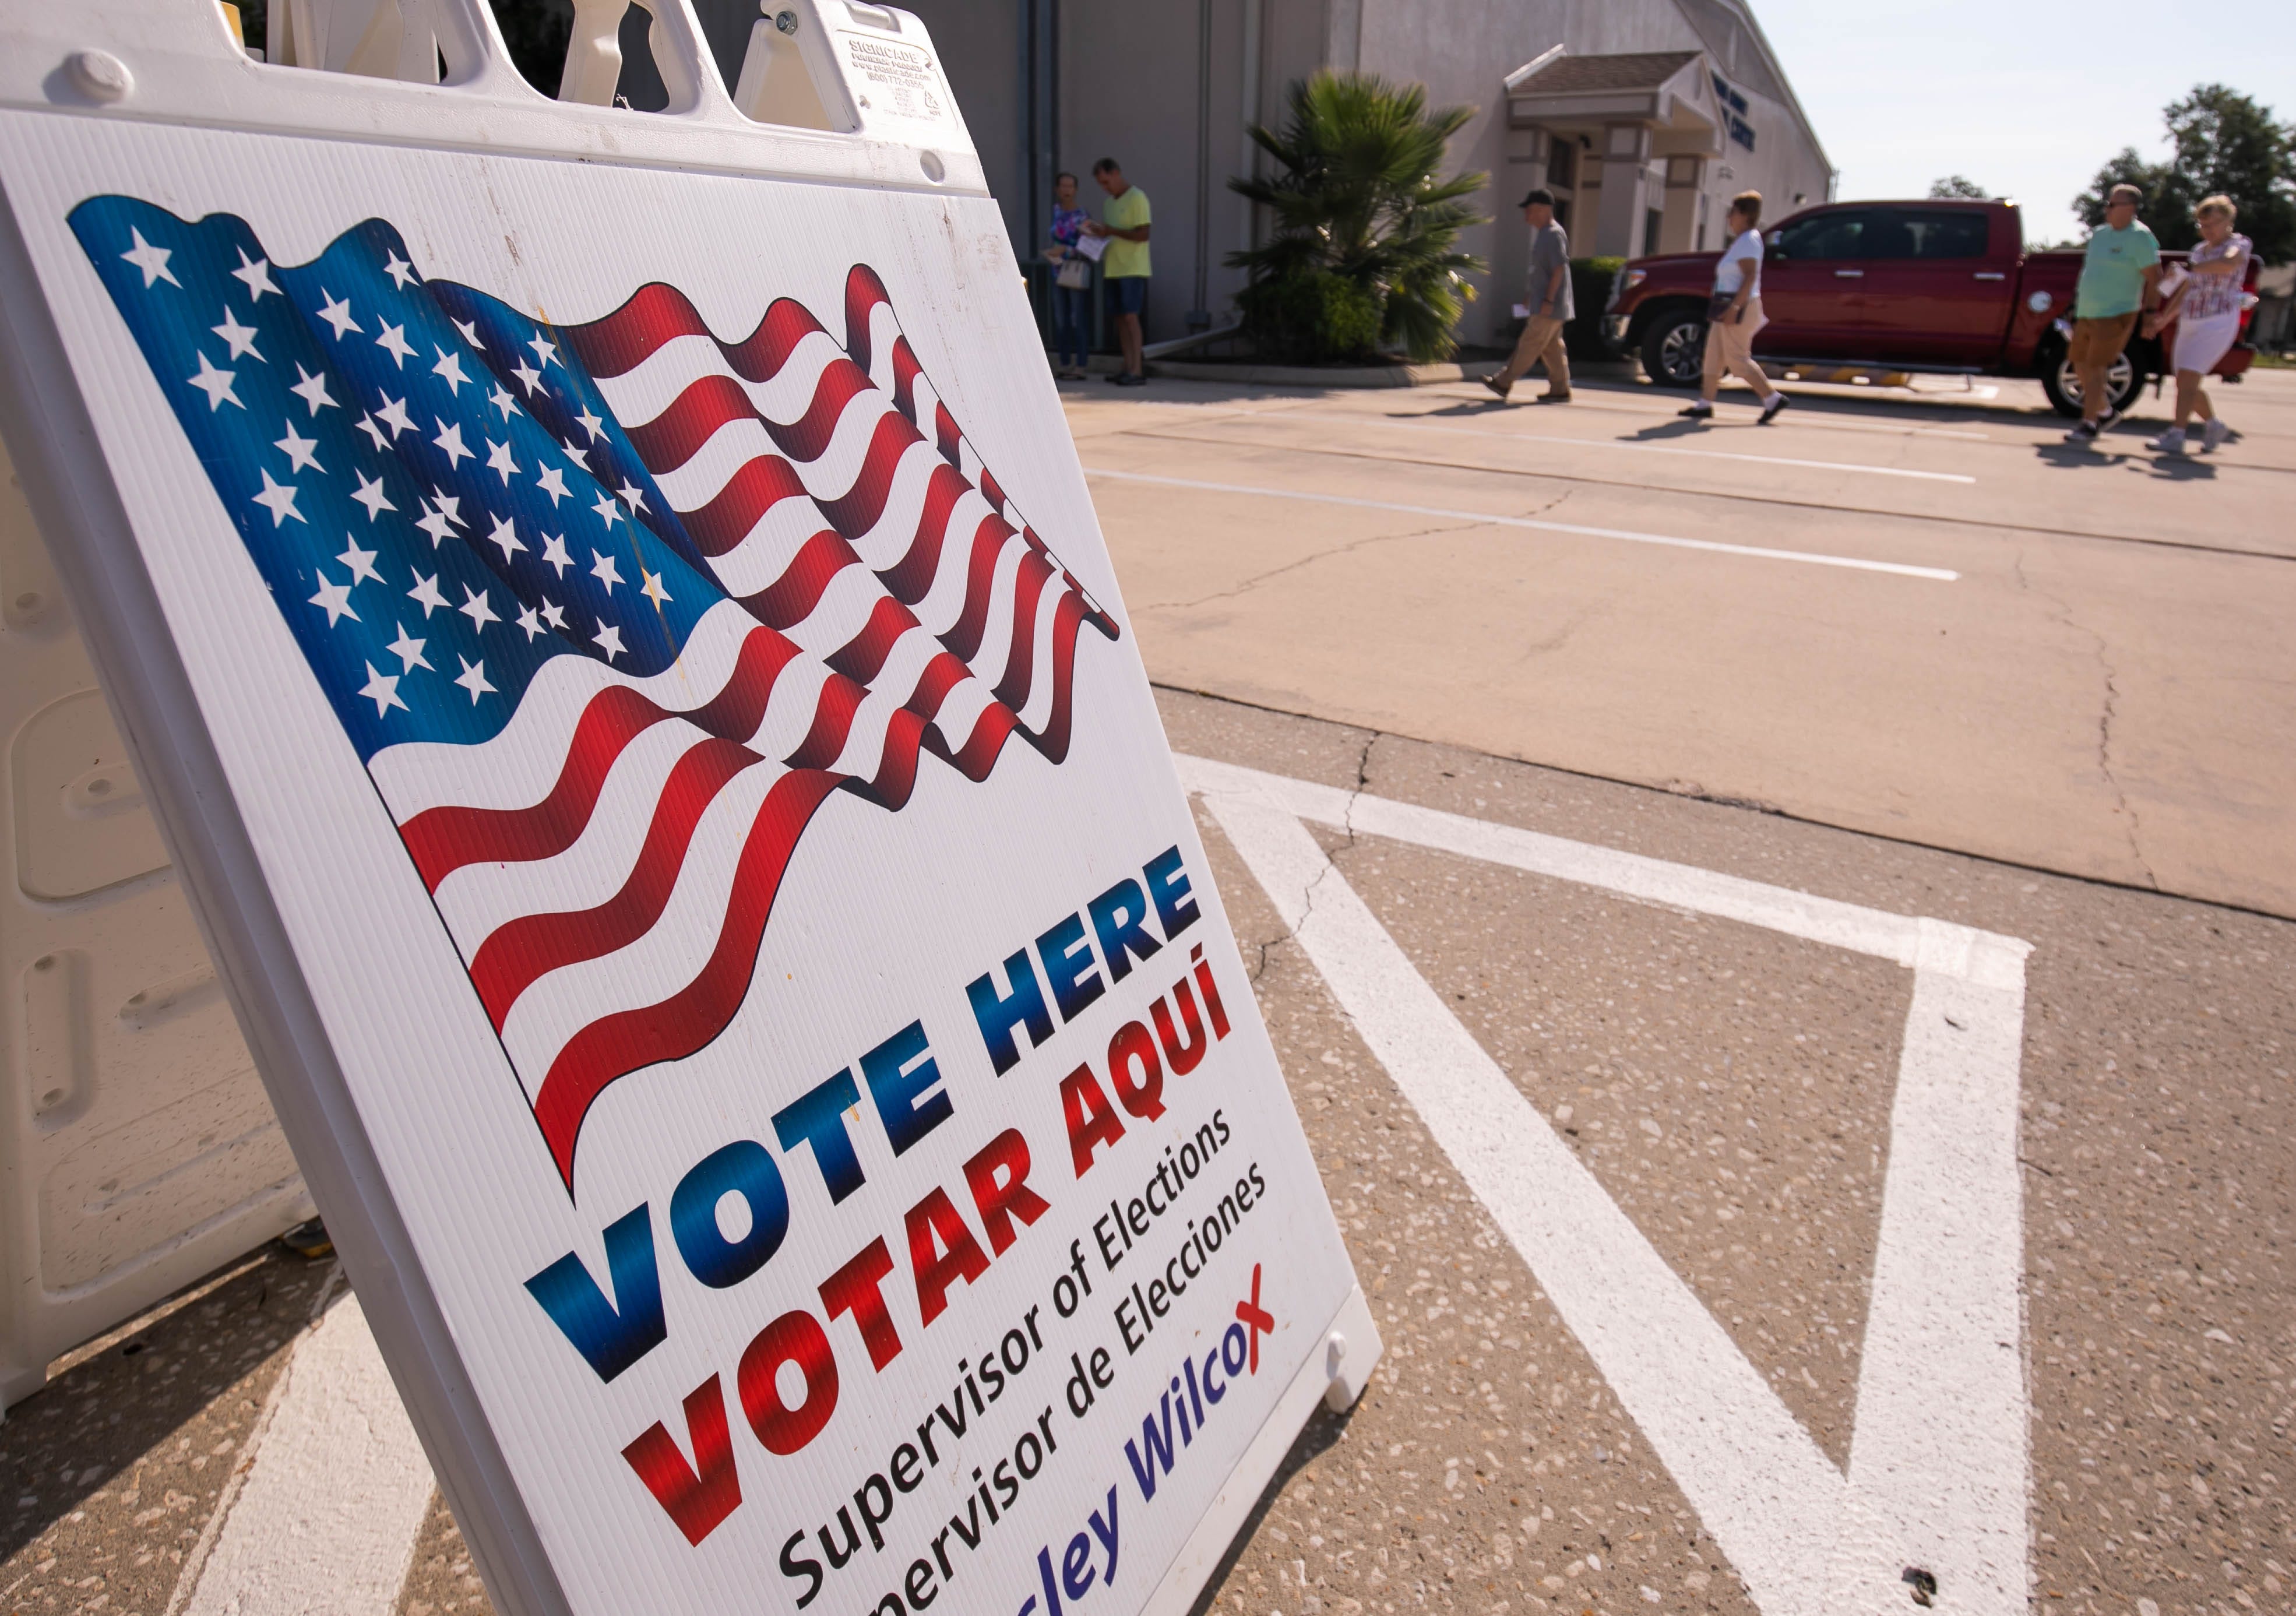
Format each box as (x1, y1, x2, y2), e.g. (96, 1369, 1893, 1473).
(2075, 84, 2295, 259)
(1928, 175, 1990, 199)
(1229, 71, 1488, 362)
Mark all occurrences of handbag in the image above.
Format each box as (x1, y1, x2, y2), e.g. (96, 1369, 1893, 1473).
(1706, 289, 1738, 323)
(1055, 254, 1091, 291)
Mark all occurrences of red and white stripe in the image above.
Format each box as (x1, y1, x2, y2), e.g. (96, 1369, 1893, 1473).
(363, 273, 1120, 1192)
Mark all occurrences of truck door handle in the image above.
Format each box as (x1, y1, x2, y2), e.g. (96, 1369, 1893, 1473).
(1973, 272, 2006, 281)
(1834, 269, 1864, 278)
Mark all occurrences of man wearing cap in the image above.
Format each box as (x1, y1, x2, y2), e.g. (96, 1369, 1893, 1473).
(1482, 188, 1572, 403)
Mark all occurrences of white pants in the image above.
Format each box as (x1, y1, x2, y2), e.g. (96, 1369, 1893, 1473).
(2173, 311, 2240, 376)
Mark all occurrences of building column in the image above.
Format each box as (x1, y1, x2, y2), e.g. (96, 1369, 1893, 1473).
(1592, 122, 1652, 258)
(1659, 155, 1704, 254)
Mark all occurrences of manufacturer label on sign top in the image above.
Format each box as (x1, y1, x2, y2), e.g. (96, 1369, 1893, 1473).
(0, 5, 1377, 1614)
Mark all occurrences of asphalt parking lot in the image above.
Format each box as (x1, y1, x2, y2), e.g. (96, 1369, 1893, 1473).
(5, 368, 2290, 1616)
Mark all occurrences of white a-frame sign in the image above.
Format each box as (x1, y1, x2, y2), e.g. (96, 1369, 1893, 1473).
(0, 5, 1379, 1613)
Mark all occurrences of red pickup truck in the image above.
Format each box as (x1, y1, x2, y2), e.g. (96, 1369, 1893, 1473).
(1601, 198, 2260, 417)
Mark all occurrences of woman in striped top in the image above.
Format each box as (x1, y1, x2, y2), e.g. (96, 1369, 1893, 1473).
(2144, 195, 2251, 455)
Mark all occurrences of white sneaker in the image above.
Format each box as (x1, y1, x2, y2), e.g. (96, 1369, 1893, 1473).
(2202, 418, 2231, 452)
(2149, 427, 2186, 453)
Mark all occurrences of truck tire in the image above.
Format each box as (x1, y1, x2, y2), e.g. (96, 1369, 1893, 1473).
(1639, 305, 1707, 388)
(2038, 339, 2139, 418)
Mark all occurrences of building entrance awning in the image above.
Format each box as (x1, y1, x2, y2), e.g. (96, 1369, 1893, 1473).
(1503, 47, 1732, 158)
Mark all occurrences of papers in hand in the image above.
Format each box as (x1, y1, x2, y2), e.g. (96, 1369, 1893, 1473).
(1076, 233, 1110, 263)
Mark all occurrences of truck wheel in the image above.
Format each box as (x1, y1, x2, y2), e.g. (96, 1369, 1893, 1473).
(1639, 306, 1707, 388)
(2039, 343, 2138, 418)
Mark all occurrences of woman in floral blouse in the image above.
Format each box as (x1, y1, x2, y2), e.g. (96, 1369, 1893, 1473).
(2144, 195, 2251, 455)
(1045, 172, 1091, 381)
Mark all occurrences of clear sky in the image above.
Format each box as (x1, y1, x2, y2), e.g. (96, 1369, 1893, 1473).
(1750, 0, 2296, 246)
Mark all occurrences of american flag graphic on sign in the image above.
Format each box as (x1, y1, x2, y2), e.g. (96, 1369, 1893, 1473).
(71, 196, 1118, 1194)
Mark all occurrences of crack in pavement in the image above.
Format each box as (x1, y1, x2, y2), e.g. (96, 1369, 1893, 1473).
(1141, 488, 1581, 614)
(2012, 550, 2161, 890)
(1140, 520, 1483, 613)
(1239, 731, 1380, 986)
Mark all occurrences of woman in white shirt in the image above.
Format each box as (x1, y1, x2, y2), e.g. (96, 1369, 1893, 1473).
(2143, 195, 2250, 454)
(1680, 191, 1790, 425)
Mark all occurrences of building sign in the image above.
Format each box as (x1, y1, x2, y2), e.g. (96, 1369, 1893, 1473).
(0, 9, 1375, 1613)
(1710, 71, 1756, 152)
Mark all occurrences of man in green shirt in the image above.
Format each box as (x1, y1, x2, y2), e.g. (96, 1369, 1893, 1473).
(2063, 182, 2161, 444)
(1086, 159, 1152, 387)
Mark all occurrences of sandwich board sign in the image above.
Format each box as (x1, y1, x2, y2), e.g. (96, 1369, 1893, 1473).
(0, 2, 1379, 1612)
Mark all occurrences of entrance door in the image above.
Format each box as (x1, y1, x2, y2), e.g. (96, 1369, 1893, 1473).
(1755, 207, 1872, 358)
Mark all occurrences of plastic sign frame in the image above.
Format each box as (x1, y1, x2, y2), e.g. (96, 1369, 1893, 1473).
(0, 4, 1379, 1614)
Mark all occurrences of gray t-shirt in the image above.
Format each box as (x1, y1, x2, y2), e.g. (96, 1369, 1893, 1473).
(1527, 221, 1574, 321)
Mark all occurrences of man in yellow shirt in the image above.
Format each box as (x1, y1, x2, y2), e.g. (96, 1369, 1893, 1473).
(1086, 158, 1152, 386)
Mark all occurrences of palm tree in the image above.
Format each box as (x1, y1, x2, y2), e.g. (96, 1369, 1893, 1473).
(1229, 71, 1488, 363)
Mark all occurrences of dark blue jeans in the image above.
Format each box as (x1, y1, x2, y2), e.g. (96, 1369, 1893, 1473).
(1052, 284, 1090, 369)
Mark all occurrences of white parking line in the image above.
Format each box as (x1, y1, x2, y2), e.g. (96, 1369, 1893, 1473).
(1083, 469, 1960, 581)
(1181, 754, 2031, 1616)
(168, 1291, 434, 1616)
(1365, 417, 1978, 483)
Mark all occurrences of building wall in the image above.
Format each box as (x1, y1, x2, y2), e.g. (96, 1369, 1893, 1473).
(827, 0, 1832, 353)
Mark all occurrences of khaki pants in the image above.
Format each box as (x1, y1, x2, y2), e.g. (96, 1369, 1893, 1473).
(1700, 296, 1773, 397)
(2068, 312, 2137, 422)
(1496, 315, 1570, 394)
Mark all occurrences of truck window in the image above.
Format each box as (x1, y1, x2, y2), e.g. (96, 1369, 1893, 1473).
(1772, 210, 1871, 261)
(1875, 209, 1992, 260)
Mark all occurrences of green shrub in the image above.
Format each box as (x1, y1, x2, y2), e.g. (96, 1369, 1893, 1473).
(1229, 71, 1489, 362)
(1235, 270, 1385, 365)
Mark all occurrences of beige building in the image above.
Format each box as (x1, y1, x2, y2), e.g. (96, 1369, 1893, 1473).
(662, 1, 1834, 349)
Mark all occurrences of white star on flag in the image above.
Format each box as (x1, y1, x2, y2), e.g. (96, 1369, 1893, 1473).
(516, 603, 547, 642)
(430, 489, 466, 528)
(485, 438, 521, 483)
(457, 585, 501, 633)
(616, 480, 647, 514)
(211, 307, 263, 361)
(591, 491, 622, 529)
(358, 661, 407, 716)
(375, 322, 416, 367)
(538, 597, 568, 632)
(593, 618, 626, 661)
(485, 514, 528, 561)
(186, 352, 242, 411)
(453, 656, 498, 705)
(230, 247, 280, 301)
(540, 532, 573, 575)
(527, 332, 558, 369)
(356, 414, 389, 451)
(316, 290, 361, 339)
(289, 364, 339, 415)
(639, 568, 673, 608)
(574, 406, 606, 443)
(274, 421, 324, 474)
(590, 550, 623, 593)
(385, 622, 431, 672)
(433, 347, 473, 393)
(488, 383, 519, 421)
(510, 358, 544, 396)
(336, 538, 383, 586)
(121, 227, 179, 288)
(452, 316, 487, 350)
(351, 471, 396, 520)
(308, 568, 360, 627)
(407, 571, 450, 617)
(415, 501, 456, 547)
(374, 393, 415, 438)
(383, 250, 418, 290)
(251, 468, 304, 526)
(535, 464, 570, 506)
(433, 420, 473, 467)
